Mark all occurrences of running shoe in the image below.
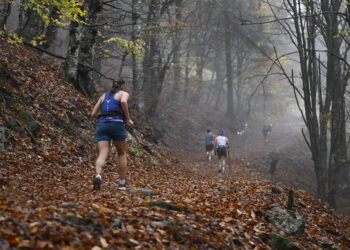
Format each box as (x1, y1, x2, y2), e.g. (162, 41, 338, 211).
(93, 175, 102, 190)
(118, 183, 127, 191)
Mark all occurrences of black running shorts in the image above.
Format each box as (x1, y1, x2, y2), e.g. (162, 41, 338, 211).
(217, 146, 227, 158)
(205, 144, 214, 152)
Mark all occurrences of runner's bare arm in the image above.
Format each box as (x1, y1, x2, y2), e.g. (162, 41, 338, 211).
(91, 96, 103, 117)
(120, 92, 134, 126)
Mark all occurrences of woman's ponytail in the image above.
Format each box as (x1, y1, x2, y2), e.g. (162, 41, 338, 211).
(109, 79, 125, 96)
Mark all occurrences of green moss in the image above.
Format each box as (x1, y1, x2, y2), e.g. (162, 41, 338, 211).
(128, 144, 143, 157)
(268, 233, 300, 250)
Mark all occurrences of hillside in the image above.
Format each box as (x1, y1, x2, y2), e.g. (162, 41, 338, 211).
(1, 39, 350, 249)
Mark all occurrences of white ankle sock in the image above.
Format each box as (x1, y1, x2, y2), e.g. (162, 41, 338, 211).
(96, 174, 101, 179)
(119, 179, 125, 185)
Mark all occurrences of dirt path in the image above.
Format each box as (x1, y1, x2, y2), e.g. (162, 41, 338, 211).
(173, 149, 262, 182)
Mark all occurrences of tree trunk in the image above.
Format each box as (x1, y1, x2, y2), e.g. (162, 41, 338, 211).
(18, 2, 44, 42)
(192, 0, 203, 103)
(235, 35, 244, 113)
(206, 70, 216, 104)
(77, 0, 102, 98)
(183, 35, 191, 102)
(42, 7, 59, 51)
(143, 0, 163, 117)
(0, 0, 11, 30)
(92, 35, 103, 85)
(171, 0, 183, 101)
(215, 79, 225, 110)
(132, 0, 143, 106)
(18, 0, 24, 33)
(193, 62, 203, 103)
(144, 35, 162, 116)
(320, 0, 347, 208)
(118, 52, 128, 78)
(223, 2, 234, 118)
(64, 21, 81, 87)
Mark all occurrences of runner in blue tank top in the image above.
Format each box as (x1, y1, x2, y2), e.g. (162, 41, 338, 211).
(91, 79, 134, 190)
(205, 129, 214, 161)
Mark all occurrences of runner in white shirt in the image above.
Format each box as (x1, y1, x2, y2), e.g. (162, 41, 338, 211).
(215, 129, 229, 173)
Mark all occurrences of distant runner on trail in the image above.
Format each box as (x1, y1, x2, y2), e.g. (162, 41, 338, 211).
(267, 123, 273, 135)
(205, 129, 215, 161)
(215, 129, 229, 173)
(91, 79, 134, 191)
(262, 124, 272, 144)
(262, 125, 268, 144)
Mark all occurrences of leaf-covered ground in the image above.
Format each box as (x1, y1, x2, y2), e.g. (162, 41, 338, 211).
(1, 39, 350, 249)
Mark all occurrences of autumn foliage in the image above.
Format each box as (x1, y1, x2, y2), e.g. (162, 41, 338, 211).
(0, 38, 350, 249)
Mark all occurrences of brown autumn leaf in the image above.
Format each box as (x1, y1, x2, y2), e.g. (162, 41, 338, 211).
(91, 246, 102, 250)
(129, 238, 140, 245)
(251, 210, 256, 220)
(17, 240, 32, 248)
(99, 237, 109, 248)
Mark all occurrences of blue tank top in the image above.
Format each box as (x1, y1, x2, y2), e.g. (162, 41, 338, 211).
(205, 132, 213, 145)
(98, 92, 125, 123)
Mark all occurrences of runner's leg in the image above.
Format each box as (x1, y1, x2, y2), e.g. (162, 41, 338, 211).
(96, 141, 110, 176)
(113, 140, 127, 183)
(94, 141, 109, 189)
